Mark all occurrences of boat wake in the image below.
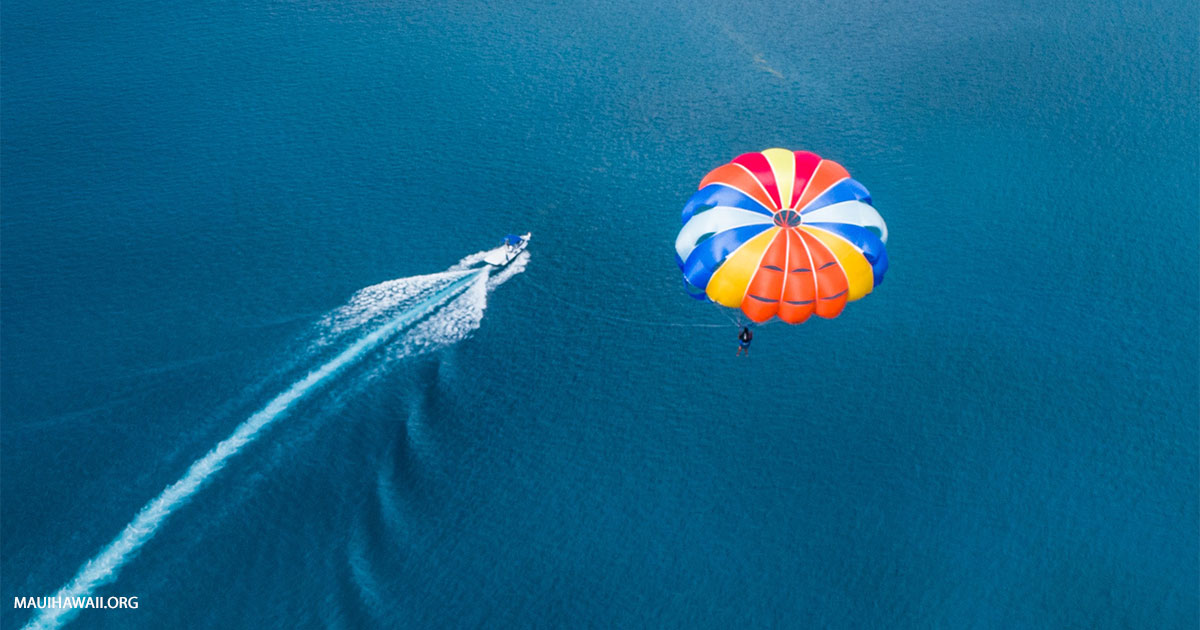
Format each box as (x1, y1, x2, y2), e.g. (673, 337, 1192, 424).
(23, 248, 528, 630)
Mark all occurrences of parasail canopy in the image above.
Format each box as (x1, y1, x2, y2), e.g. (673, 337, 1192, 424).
(676, 148, 889, 324)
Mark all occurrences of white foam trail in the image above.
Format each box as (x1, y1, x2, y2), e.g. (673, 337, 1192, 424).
(315, 246, 514, 346)
(362, 251, 530, 383)
(400, 251, 529, 355)
(315, 268, 476, 344)
(396, 272, 491, 356)
(23, 268, 487, 630)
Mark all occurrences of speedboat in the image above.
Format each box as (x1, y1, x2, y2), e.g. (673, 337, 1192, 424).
(482, 232, 531, 267)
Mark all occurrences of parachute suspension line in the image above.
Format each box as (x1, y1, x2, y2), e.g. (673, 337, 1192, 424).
(708, 301, 777, 329)
(713, 304, 745, 328)
(522, 278, 728, 328)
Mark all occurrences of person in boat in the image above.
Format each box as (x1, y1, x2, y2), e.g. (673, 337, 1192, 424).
(737, 326, 753, 356)
(504, 234, 523, 252)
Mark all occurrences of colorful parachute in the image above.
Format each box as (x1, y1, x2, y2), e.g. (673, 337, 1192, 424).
(676, 148, 889, 324)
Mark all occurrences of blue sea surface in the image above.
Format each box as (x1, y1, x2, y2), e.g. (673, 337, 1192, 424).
(2, 0, 1197, 628)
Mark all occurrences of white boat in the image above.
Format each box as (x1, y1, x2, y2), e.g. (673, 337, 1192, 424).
(482, 232, 531, 267)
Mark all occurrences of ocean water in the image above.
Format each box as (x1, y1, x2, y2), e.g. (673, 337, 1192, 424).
(1, 0, 1196, 628)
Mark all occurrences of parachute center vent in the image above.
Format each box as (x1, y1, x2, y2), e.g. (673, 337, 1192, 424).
(773, 209, 802, 227)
